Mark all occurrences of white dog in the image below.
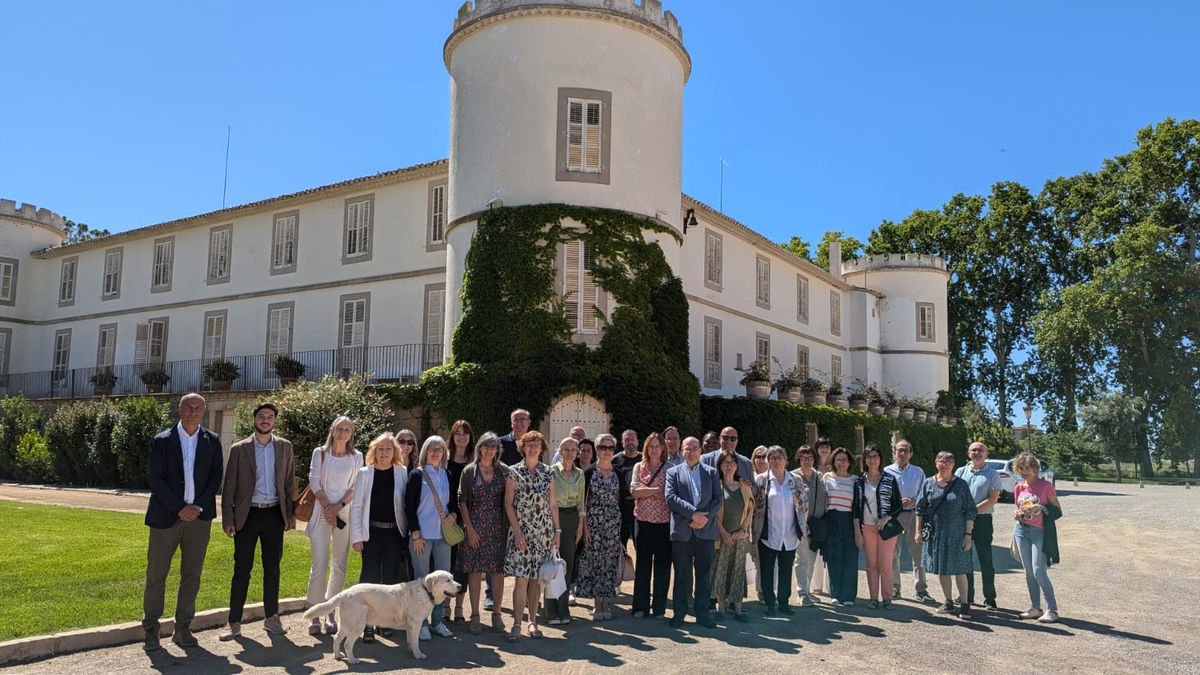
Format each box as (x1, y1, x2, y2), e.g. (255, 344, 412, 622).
(303, 570, 462, 663)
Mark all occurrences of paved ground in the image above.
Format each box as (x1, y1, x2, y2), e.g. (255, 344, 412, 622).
(3, 480, 1198, 673)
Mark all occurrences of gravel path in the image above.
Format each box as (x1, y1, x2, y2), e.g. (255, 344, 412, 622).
(2, 480, 1197, 673)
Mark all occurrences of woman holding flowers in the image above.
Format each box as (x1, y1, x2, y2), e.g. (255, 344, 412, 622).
(1012, 452, 1061, 623)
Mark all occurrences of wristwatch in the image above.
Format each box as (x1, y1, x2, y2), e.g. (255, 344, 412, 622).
(555, 528, 562, 533)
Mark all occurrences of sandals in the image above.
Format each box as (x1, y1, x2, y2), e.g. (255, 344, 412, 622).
(308, 619, 322, 636)
(469, 617, 482, 635)
(491, 613, 505, 633)
(506, 624, 521, 643)
(528, 625, 543, 639)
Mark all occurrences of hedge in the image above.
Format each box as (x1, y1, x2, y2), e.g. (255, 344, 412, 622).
(700, 396, 969, 474)
(0, 395, 41, 478)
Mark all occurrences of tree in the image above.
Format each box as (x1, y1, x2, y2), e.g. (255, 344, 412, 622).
(62, 219, 111, 244)
(781, 235, 811, 261)
(1079, 391, 1144, 482)
(813, 230, 864, 271)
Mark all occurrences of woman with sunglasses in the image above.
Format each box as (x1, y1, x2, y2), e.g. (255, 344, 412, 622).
(394, 428, 418, 470)
(304, 415, 364, 636)
(574, 433, 626, 622)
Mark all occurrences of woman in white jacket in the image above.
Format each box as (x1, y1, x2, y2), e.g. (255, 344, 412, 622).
(350, 432, 408, 642)
(305, 415, 364, 636)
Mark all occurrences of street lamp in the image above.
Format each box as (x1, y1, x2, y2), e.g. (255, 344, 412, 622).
(1023, 402, 1033, 454)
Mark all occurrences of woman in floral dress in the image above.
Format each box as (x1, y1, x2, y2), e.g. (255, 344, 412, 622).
(503, 431, 560, 641)
(458, 432, 509, 634)
(574, 433, 626, 621)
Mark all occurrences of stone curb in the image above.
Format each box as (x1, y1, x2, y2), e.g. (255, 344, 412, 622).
(0, 597, 307, 666)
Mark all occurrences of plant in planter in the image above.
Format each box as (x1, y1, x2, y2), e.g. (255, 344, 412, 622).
(912, 398, 929, 423)
(737, 359, 772, 399)
(898, 396, 916, 420)
(273, 354, 306, 385)
(883, 388, 901, 418)
(140, 367, 170, 393)
(203, 359, 241, 391)
(825, 379, 849, 407)
(772, 361, 805, 402)
(801, 377, 827, 405)
(90, 369, 118, 395)
(864, 384, 885, 415)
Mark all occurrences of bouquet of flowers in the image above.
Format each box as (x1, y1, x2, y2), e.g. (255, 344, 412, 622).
(1017, 493, 1042, 520)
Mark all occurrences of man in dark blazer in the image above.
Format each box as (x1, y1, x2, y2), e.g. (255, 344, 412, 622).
(497, 408, 531, 467)
(142, 393, 223, 652)
(219, 402, 297, 640)
(665, 435, 723, 629)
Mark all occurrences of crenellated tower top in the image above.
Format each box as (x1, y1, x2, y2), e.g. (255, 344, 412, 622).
(0, 199, 66, 233)
(447, 0, 688, 77)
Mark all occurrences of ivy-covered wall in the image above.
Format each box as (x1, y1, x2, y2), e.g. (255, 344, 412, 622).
(700, 396, 969, 473)
(413, 204, 701, 436)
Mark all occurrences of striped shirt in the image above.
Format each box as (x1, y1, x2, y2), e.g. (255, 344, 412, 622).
(824, 474, 856, 512)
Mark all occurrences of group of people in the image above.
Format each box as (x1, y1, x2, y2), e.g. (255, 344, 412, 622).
(140, 395, 1064, 655)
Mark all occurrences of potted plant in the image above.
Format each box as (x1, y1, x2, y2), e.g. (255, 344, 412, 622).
(883, 388, 901, 418)
(801, 377, 827, 406)
(825, 379, 849, 408)
(913, 399, 929, 423)
(140, 367, 170, 394)
(866, 385, 885, 416)
(848, 379, 870, 411)
(738, 359, 771, 399)
(203, 358, 241, 391)
(273, 354, 306, 386)
(898, 396, 916, 421)
(90, 369, 117, 396)
(772, 361, 804, 402)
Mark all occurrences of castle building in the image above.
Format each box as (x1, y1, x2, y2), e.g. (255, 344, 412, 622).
(0, 0, 949, 437)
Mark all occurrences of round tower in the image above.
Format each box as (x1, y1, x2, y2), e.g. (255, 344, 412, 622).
(442, 0, 690, 357)
(0, 200, 67, 320)
(841, 254, 950, 398)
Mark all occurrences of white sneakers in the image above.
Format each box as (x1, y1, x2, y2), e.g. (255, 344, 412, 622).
(419, 626, 432, 641)
(431, 622, 454, 638)
(1038, 610, 1060, 623)
(1019, 607, 1044, 620)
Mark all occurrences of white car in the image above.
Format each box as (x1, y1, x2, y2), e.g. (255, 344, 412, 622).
(985, 459, 1056, 503)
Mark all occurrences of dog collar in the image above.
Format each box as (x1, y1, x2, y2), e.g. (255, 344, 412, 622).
(424, 586, 437, 604)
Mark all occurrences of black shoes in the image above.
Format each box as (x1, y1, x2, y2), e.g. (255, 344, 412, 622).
(668, 615, 685, 628)
(696, 614, 718, 629)
(362, 625, 375, 643)
(984, 598, 998, 610)
(778, 605, 795, 616)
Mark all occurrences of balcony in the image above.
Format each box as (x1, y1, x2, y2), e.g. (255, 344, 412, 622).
(0, 343, 444, 400)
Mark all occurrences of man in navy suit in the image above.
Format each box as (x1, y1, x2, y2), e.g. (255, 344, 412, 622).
(141, 393, 224, 652)
(665, 436, 722, 629)
(497, 408, 531, 467)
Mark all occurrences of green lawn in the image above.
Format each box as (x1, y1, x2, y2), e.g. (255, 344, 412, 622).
(0, 501, 359, 641)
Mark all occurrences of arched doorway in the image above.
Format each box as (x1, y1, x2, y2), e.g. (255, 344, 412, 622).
(544, 393, 611, 444)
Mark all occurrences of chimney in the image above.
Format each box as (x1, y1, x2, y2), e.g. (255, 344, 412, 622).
(828, 240, 842, 280)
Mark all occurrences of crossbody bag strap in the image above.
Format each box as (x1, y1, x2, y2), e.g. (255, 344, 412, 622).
(421, 468, 448, 518)
(927, 476, 955, 519)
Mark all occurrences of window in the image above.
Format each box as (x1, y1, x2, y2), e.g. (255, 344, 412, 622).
(0, 257, 17, 306)
(52, 329, 71, 380)
(917, 302, 936, 342)
(796, 345, 810, 380)
(755, 332, 770, 366)
(830, 290, 842, 337)
(830, 355, 842, 385)
(96, 324, 117, 368)
(207, 225, 232, 284)
(704, 229, 723, 290)
(338, 293, 370, 373)
(102, 248, 123, 300)
(151, 237, 174, 292)
(756, 255, 770, 309)
(271, 211, 298, 275)
(427, 181, 447, 251)
(202, 311, 227, 361)
(556, 88, 612, 184)
(796, 274, 809, 323)
(135, 319, 168, 366)
(59, 257, 78, 306)
(563, 240, 602, 334)
(0, 328, 11, 383)
(266, 302, 294, 359)
(423, 284, 446, 369)
(704, 317, 722, 388)
(342, 195, 374, 263)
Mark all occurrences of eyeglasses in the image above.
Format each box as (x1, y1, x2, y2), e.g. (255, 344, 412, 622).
(721, 435, 738, 441)
(397, 439, 416, 446)
(597, 444, 616, 451)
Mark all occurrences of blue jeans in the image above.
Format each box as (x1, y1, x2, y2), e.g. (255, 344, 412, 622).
(1014, 523, 1057, 611)
(410, 537, 452, 628)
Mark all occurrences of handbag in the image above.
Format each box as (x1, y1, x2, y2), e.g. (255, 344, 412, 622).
(880, 517, 905, 541)
(1010, 533, 1021, 561)
(292, 449, 325, 522)
(422, 469, 466, 547)
(919, 477, 956, 542)
(619, 552, 636, 582)
(541, 550, 568, 598)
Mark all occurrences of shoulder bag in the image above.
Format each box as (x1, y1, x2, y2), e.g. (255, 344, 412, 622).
(422, 469, 466, 546)
(293, 448, 325, 522)
(919, 477, 956, 542)
(877, 475, 905, 540)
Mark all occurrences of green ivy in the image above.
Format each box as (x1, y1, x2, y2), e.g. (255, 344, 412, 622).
(700, 396, 969, 473)
(407, 204, 700, 437)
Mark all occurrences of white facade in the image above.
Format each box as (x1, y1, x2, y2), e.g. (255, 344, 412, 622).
(0, 0, 949, 403)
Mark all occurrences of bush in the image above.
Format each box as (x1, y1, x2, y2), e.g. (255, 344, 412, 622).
(113, 397, 171, 489)
(14, 431, 55, 483)
(0, 396, 42, 478)
(699, 396, 968, 473)
(234, 374, 389, 487)
(90, 401, 122, 486)
(44, 401, 102, 485)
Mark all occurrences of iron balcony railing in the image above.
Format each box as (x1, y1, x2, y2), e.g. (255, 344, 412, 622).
(0, 343, 443, 400)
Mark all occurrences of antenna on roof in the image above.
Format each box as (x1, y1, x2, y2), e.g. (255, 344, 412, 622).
(221, 125, 232, 209)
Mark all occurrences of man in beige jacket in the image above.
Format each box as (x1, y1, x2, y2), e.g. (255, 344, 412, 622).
(219, 402, 297, 639)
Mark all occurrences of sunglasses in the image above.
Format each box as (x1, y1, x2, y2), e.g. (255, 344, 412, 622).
(397, 439, 416, 446)
(597, 444, 616, 451)
(721, 435, 738, 441)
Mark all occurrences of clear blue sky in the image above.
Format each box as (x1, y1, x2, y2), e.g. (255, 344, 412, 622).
(4, 1, 1197, 249)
